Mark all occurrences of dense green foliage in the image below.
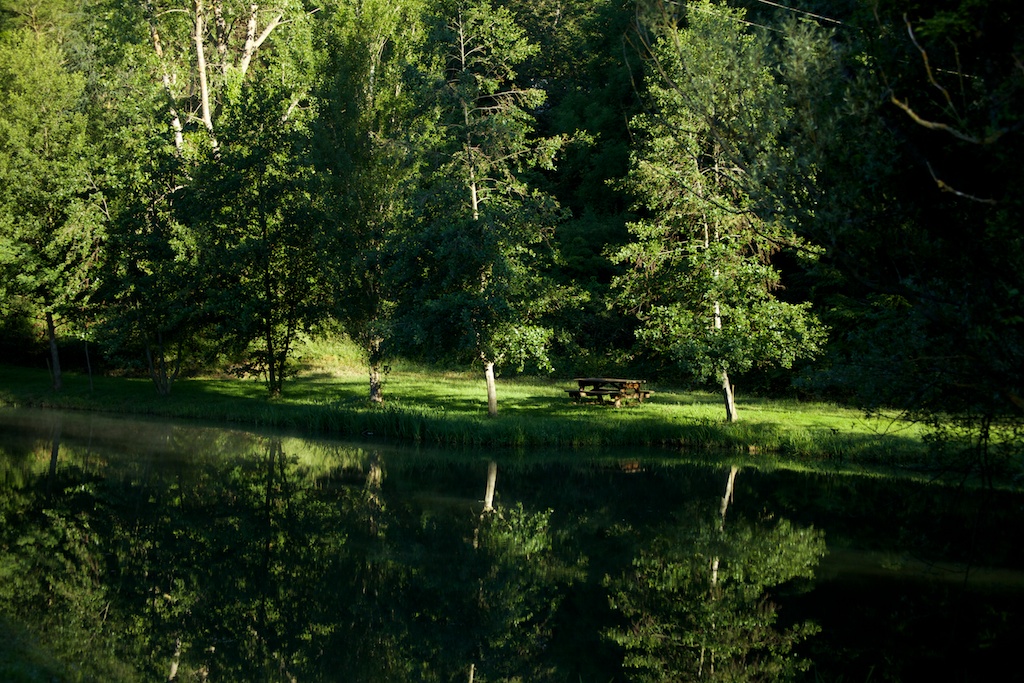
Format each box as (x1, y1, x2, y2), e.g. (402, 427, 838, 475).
(0, 0, 1021, 451)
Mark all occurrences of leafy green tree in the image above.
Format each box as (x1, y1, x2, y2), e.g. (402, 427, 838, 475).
(404, 0, 564, 416)
(314, 0, 429, 404)
(182, 70, 332, 396)
(0, 28, 105, 390)
(495, 0, 642, 374)
(612, 1, 825, 421)
(98, 136, 205, 395)
(118, 0, 333, 396)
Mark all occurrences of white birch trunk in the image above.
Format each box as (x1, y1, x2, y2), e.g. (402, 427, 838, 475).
(193, 0, 215, 142)
(484, 360, 498, 417)
(167, 637, 181, 681)
(713, 299, 738, 422)
(145, 6, 185, 151)
(721, 368, 738, 423)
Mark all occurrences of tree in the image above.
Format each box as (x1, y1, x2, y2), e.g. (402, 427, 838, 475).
(612, 1, 825, 421)
(403, 0, 563, 416)
(314, 0, 429, 404)
(0, 28, 105, 390)
(98, 135, 206, 395)
(138, 0, 316, 153)
(495, 0, 643, 375)
(182, 70, 333, 396)
(128, 0, 331, 396)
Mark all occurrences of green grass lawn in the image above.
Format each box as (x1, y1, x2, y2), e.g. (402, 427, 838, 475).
(0, 345, 929, 472)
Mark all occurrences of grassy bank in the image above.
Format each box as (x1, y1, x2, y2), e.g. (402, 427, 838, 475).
(0, 359, 927, 467)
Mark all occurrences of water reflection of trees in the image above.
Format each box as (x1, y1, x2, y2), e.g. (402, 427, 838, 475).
(0, 423, 830, 681)
(606, 466, 825, 682)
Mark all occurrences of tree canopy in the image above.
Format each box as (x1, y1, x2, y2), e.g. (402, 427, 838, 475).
(0, 0, 1020, 450)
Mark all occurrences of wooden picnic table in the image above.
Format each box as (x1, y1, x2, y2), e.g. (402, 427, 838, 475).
(566, 377, 651, 407)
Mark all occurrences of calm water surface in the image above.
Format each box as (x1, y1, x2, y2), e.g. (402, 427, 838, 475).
(1, 406, 1022, 682)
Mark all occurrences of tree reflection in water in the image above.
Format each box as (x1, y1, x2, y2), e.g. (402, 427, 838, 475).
(1, 409, 1023, 681)
(607, 465, 825, 682)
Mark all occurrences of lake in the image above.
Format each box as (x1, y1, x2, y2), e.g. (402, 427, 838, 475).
(1, 406, 1022, 681)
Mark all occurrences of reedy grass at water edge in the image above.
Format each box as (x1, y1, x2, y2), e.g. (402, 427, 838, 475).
(0, 363, 928, 467)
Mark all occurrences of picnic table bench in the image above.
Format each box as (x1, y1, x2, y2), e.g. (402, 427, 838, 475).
(566, 377, 651, 408)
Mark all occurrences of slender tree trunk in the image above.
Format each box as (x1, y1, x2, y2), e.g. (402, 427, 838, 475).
(712, 298, 737, 422)
(721, 368, 737, 423)
(145, 0, 185, 151)
(46, 311, 62, 391)
(266, 326, 279, 396)
(167, 637, 181, 681)
(484, 360, 498, 417)
(193, 0, 215, 143)
(84, 339, 94, 392)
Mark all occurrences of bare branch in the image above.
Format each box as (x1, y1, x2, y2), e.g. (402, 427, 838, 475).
(889, 93, 1004, 145)
(924, 161, 997, 204)
(144, 0, 184, 151)
(904, 15, 957, 117)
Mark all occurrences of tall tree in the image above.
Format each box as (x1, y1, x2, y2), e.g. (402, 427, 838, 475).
(182, 69, 332, 396)
(0, 28, 105, 390)
(404, 0, 563, 416)
(98, 135, 205, 395)
(132, 0, 331, 396)
(613, 0, 825, 421)
(314, 0, 429, 404)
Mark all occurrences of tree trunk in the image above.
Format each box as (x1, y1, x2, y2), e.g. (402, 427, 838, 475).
(369, 363, 383, 403)
(368, 337, 384, 403)
(46, 311, 62, 392)
(145, 0, 185, 151)
(193, 0, 215, 143)
(84, 339, 94, 392)
(484, 360, 498, 417)
(721, 368, 737, 423)
(167, 637, 181, 681)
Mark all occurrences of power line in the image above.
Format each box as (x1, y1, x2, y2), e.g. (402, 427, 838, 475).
(748, 0, 845, 26)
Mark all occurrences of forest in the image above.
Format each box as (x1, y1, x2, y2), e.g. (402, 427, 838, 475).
(0, 0, 1021, 447)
